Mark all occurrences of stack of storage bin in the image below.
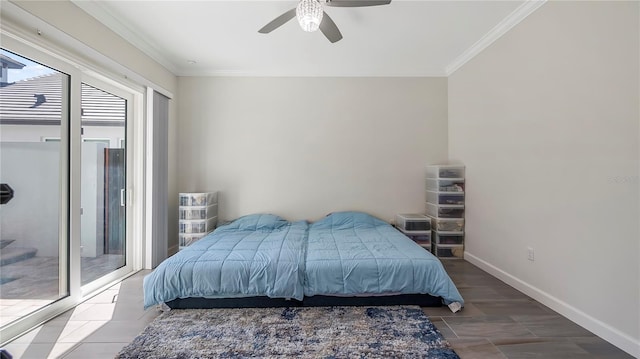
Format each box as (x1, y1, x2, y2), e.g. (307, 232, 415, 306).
(426, 165, 465, 258)
(395, 213, 431, 251)
(178, 192, 218, 250)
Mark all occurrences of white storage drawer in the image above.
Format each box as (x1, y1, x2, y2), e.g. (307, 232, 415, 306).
(179, 233, 207, 248)
(179, 204, 218, 220)
(432, 244, 464, 258)
(426, 203, 464, 219)
(426, 191, 464, 205)
(179, 217, 217, 234)
(433, 232, 464, 245)
(400, 229, 431, 243)
(179, 192, 217, 207)
(426, 165, 465, 179)
(430, 217, 464, 232)
(399, 229, 431, 251)
(426, 178, 465, 192)
(395, 214, 430, 232)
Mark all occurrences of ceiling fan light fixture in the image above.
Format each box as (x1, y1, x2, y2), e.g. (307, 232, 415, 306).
(296, 0, 324, 32)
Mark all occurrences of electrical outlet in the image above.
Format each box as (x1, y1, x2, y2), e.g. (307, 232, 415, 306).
(527, 247, 534, 261)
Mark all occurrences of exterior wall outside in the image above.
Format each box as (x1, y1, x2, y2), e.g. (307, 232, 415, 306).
(1, 125, 125, 148)
(1, 140, 114, 258)
(0, 142, 61, 257)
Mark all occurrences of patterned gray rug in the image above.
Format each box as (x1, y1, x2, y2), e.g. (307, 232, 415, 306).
(116, 306, 459, 358)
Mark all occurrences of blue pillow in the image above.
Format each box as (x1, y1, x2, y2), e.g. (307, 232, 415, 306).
(220, 213, 289, 231)
(315, 211, 387, 230)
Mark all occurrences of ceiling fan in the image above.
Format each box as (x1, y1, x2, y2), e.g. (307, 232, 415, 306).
(258, 0, 392, 43)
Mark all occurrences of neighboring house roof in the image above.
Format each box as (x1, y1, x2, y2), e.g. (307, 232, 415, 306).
(0, 73, 62, 125)
(0, 73, 125, 126)
(81, 82, 126, 126)
(0, 54, 26, 69)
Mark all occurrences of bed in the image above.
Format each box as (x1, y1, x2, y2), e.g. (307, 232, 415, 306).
(303, 211, 464, 311)
(143, 211, 463, 312)
(143, 214, 308, 309)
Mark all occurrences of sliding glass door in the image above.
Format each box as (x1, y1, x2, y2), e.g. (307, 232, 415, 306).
(0, 49, 70, 327)
(79, 81, 130, 287)
(0, 37, 140, 344)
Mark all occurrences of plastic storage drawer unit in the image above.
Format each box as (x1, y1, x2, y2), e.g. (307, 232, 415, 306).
(399, 229, 431, 250)
(400, 229, 431, 242)
(179, 204, 218, 220)
(426, 165, 465, 179)
(179, 233, 207, 249)
(430, 218, 464, 232)
(426, 191, 465, 205)
(179, 217, 217, 234)
(426, 203, 464, 219)
(179, 192, 218, 207)
(396, 213, 431, 232)
(426, 178, 465, 192)
(433, 232, 464, 245)
(432, 244, 464, 258)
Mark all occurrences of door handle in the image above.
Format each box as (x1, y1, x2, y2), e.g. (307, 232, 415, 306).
(120, 188, 125, 207)
(0, 183, 14, 204)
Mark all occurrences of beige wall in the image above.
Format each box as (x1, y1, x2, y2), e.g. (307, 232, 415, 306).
(177, 77, 448, 223)
(449, 1, 639, 355)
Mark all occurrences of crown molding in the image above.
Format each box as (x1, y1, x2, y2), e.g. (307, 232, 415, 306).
(71, 0, 179, 75)
(445, 0, 547, 76)
(176, 69, 449, 78)
(73, 0, 546, 78)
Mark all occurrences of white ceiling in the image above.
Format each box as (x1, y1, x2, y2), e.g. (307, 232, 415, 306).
(73, 0, 543, 77)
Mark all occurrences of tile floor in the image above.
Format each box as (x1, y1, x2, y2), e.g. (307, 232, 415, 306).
(1, 254, 125, 328)
(3, 271, 158, 359)
(2, 259, 635, 358)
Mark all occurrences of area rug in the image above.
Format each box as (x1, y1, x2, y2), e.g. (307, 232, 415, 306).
(116, 306, 459, 358)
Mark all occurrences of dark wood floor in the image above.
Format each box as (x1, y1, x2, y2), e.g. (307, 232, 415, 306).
(428, 260, 634, 359)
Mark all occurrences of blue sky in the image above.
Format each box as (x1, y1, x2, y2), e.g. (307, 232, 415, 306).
(1, 49, 56, 82)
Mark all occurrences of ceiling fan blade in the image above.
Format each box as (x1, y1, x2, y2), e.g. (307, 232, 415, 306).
(325, 0, 391, 7)
(258, 8, 297, 33)
(319, 12, 343, 43)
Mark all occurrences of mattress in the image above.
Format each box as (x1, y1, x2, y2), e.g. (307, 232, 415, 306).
(304, 211, 464, 307)
(143, 214, 308, 309)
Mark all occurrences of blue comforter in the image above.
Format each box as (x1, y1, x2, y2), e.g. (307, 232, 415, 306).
(143, 214, 308, 309)
(304, 212, 464, 306)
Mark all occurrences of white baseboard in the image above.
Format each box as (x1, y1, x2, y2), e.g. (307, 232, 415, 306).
(464, 251, 640, 358)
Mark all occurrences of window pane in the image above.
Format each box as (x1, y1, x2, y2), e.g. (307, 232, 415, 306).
(80, 83, 126, 285)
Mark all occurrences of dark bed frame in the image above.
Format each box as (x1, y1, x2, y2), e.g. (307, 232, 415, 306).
(166, 294, 443, 309)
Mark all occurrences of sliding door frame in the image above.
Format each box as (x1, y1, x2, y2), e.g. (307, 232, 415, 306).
(0, 27, 145, 346)
(0, 33, 78, 346)
(78, 74, 138, 296)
